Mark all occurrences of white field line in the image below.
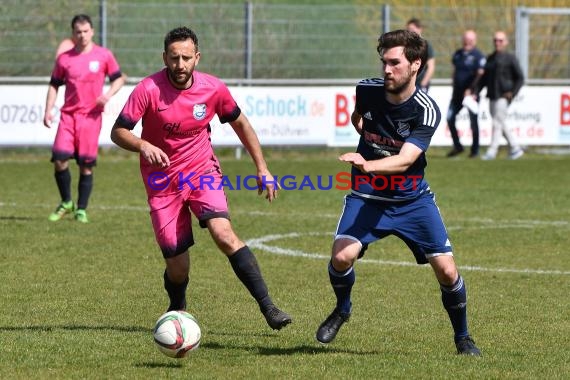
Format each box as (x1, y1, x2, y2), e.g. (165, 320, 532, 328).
(245, 232, 570, 276)
(2, 202, 569, 274)
(3, 203, 568, 228)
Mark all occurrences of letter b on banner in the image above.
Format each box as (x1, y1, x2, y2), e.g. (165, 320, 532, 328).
(561, 94, 570, 125)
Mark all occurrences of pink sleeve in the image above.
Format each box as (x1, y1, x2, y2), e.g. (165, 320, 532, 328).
(51, 56, 66, 82)
(117, 82, 149, 129)
(105, 49, 122, 79)
(216, 82, 240, 123)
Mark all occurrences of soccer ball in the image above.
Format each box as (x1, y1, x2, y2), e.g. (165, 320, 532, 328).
(153, 310, 201, 358)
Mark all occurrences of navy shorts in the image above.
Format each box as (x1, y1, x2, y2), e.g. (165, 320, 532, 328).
(335, 192, 453, 264)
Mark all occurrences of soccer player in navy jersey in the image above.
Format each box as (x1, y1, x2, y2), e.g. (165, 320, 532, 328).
(315, 29, 481, 356)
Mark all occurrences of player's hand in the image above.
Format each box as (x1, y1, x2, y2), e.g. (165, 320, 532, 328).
(503, 91, 514, 103)
(140, 141, 170, 168)
(95, 94, 110, 107)
(339, 152, 369, 173)
(43, 113, 53, 128)
(257, 171, 280, 203)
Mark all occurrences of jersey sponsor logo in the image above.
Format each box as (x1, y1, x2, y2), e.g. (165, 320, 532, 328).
(163, 122, 181, 136)
(193, 104, 207, 120)
(89, 61, 100, 73)
(162, 122, 202, 138)
(363, 130, 403, 148)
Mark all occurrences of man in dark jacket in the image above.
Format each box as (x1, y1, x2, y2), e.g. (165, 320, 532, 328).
(477, 30, 524, 160)
(446, 30, 486, 158)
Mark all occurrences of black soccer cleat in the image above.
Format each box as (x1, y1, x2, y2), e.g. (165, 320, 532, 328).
(316, 308, 350, 344)
(455, 336, 482, 356)
(263, 306, 292, 330)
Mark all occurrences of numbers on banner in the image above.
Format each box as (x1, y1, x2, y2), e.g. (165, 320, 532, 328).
(0, 104, 44, 124)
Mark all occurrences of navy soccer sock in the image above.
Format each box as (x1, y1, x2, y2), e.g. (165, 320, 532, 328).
(440, 275, 469, 341)
(228, 246, 273, 312)
(163, 270, 189, 311)
(328, 261, 355, 314)
(77, 173, 93, 210)
(54, 168, 72, 203)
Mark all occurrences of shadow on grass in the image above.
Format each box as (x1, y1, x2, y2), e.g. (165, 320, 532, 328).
(134, 362, 183, 369)
(0, 325, 380, 356)
(0, 324, 149, 333)
(0, 215, 34, 221)
(202, 341, 379, 356)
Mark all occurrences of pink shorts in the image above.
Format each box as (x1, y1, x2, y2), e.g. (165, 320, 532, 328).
(148, 171, 230, 258)
(52, 111, 103, 167)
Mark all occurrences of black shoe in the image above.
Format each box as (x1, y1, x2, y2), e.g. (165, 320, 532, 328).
(263, 306, 292, 330)
(447, 147, 464, 157)
(316, 308, 350, 344)
(455, 336, 482, 356)
(468, 152, 479, 158)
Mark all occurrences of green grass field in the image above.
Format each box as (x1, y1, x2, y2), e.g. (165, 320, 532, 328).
(0, 147, 569, 379)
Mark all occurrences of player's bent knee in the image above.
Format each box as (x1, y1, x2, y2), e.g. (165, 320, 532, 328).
(207, 221, 243, 255)
(429, 254, 458, 285)
(332, 238, 361, 268)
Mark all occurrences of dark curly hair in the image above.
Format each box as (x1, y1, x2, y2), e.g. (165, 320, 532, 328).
(377, 29, 428, 75)
(164, 27, 199, 52)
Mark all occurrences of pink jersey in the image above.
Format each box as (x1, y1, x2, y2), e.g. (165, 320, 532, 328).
(117, 69, 241, 196)
(50, 45, 122, 114)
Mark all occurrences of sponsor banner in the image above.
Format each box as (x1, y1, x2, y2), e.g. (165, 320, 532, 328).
(210, 86, 331, 145)
(0, 84, 567, 147)
(329, 86, 569, 147)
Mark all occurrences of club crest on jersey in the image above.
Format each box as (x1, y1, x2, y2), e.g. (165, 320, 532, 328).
(193, 104, 207, 120)
(396, 121, 411, 137)
(89, 61, 100, 73)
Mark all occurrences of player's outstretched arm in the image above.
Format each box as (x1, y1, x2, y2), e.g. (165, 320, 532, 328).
(229, 113, 278, 202)
(111, 124, 170, 168)
(339, 142, 422, 175)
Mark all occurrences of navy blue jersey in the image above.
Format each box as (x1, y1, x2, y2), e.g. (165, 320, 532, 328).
(451, 47, 486, 98)
(352, 78, 441, 201)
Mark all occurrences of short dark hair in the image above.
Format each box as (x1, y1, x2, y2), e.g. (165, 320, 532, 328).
(71, 14, 92, 29)
(377, 29, 428, 74)
(164, 27, 199, 52)
(406, 17, 422, 29)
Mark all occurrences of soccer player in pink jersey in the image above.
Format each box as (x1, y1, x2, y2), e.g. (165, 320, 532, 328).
(44, 14, 125, 223)
(111, 27, 292, 330)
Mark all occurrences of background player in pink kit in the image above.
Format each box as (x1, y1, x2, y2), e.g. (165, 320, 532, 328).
(110, 27, 292, 330)
(44, 14, 125, 223)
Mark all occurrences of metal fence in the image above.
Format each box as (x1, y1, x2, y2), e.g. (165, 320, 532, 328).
(1, 1, 569, 84)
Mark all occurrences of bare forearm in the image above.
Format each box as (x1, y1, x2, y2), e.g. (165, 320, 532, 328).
(340, 143, 422, 175)
(44, 86, 57, 114)
(105, 75, 126, 99)
(364, 155, 416, 175)
(111, 125, 143, 153)
(231, 116, 268, 172)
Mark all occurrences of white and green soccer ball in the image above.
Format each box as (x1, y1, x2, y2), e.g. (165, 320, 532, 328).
(153, 310, 201, 358)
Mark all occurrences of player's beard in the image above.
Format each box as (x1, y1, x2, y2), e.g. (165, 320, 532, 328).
(384, 68, 414, 95)
(167, 67, 192, 87)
